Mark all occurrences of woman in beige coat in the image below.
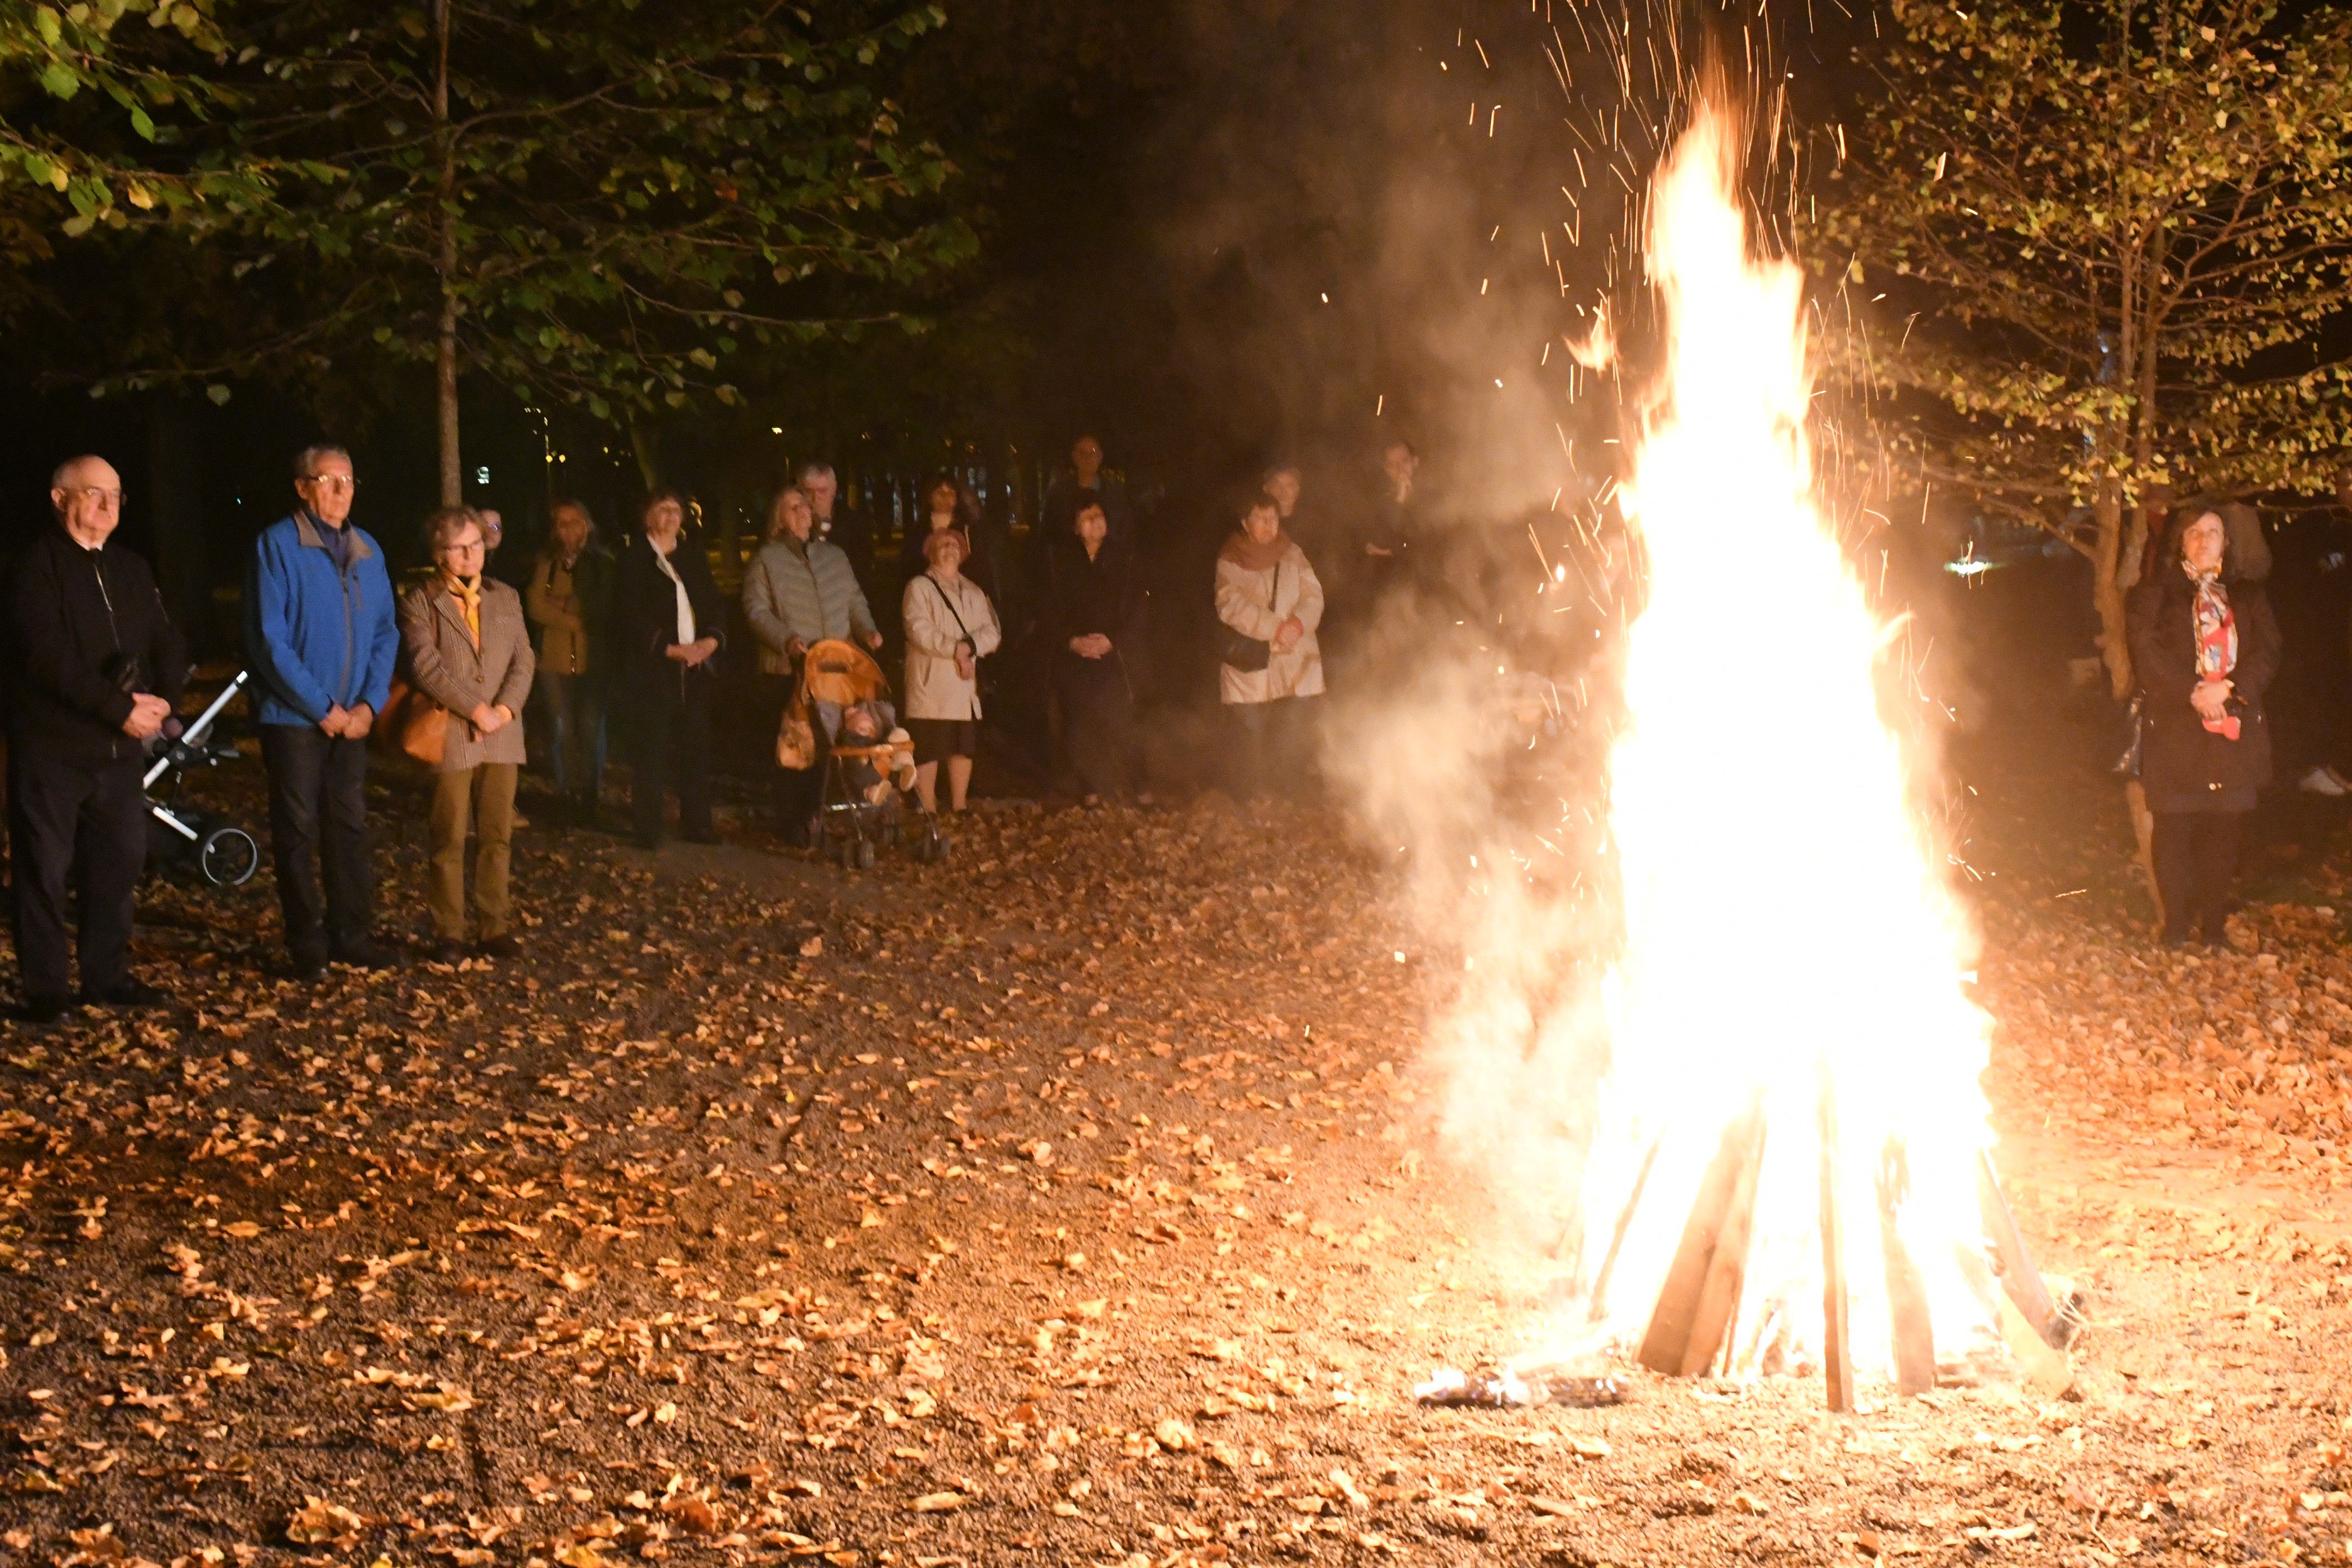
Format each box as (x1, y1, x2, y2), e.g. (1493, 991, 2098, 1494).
(1215, 494, 1325, 799)
(902, 528, 1000, 814)
(398, 507, 536, 961)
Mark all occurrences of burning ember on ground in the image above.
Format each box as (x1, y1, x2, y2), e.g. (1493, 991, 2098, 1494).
(1553, 96, 2064, 1398)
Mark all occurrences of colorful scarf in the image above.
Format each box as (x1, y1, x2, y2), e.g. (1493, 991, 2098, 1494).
(443, 571, 482, 648)
(2188, 566, 2239, 740)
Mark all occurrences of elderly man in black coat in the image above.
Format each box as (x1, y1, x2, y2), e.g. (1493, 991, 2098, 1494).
(6, 455, 187, 1021)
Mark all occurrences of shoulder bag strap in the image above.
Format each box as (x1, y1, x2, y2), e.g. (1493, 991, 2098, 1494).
(924, 573, 975, 645)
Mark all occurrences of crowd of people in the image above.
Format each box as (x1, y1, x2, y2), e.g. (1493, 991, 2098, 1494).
(1, 435, 1449, 1017)
(16, 420, 2309, 1015)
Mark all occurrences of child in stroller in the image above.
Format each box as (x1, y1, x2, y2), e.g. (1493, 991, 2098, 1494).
(831, 701, 917, 805)
(776, 639, 945, 867)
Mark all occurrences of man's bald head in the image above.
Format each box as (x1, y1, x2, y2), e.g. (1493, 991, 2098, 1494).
(51, 454, 116, 493)
(51, 455, 123, 550)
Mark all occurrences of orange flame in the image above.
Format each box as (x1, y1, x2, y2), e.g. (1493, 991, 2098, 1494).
(1576, 101, 1994, 1375)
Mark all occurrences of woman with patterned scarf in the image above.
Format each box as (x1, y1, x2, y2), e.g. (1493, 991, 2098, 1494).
(2127, 507, 2280, 948)
(398, 506, 537, 963)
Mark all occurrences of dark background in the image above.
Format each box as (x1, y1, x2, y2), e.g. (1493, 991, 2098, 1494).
(0, 0, 2101, 768)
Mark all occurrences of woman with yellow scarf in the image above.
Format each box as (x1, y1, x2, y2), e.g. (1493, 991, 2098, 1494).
(397, 506, 537, 962)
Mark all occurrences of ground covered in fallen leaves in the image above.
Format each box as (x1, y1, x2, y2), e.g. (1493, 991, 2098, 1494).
(5, 755, 2352, 1568)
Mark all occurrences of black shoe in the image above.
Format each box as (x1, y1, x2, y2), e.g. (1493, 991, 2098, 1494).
(570, 794, 600, 830)
(19, 994, 72, 1026)
(426, 939, 467, 966)
(289, 950, 330, 982)
(475, 934, 519, 960)
(82, 979, 168, 1010)
(331, 938, 402, 971)
(681, 828, 721, 846)
(635, 832, 663, 852)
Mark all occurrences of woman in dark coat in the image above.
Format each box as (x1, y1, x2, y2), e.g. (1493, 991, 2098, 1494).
(1044, 497, 1148, 801)
(2128, 505, 2280, 947)
(614, 489, 726, 849)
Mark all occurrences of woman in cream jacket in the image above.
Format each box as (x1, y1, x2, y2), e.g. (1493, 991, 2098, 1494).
(901, 528, 1000, 814)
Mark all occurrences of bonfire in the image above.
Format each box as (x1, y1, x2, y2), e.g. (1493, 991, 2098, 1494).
(1560, 96, 2069, 1403)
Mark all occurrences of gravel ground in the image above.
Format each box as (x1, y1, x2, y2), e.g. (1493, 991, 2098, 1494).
(1, 758, 2347, 1568)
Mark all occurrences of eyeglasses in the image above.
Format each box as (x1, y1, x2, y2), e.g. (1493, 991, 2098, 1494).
(65, 486, 123, 505)
(302, 474, 358, 493)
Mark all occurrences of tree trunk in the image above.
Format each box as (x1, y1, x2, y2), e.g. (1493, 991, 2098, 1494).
(2091, 487, 2132, 700)
(2095, 480, 2162, 925)
(436, 295, 460, 507)
(433, 0, 461, 507)
(629, 424, 660, 493)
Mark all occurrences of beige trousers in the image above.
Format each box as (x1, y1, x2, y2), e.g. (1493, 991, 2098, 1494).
(427, 763, 518, 939)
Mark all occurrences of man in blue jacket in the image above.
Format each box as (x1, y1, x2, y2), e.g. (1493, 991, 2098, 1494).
(245, 444, 402, 977)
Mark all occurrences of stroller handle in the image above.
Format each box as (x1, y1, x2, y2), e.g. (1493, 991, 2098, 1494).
(145, 670, 252, 791)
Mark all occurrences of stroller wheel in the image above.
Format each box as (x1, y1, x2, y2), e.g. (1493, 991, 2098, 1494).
(856, 839, 876, 871)
(198, 826, 260, 888)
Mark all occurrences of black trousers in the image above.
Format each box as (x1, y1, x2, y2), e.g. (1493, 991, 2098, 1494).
(261, 724, 376, 963)
(532, 670, 605, 800)
(1227, 695, 1320, 800)
(1055, 656, 1141, 798)
(7, 752, 145, 1003)
(629, 670, 714, 844)
(2153, 810, 2243, 941)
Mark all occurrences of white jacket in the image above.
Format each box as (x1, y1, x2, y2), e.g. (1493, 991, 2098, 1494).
(902, 571, 1001, 721)
(1215, 538, 1325, 705)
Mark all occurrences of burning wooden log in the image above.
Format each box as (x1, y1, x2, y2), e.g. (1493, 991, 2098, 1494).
(1586, 1134, 1663, 1325)
(1637, 1099, 1765, 1377)
(1876, 1141, 1936, 1397)
(1976, 1150, 2073, 1349)
(1624, 1118, 2074, 1407)
(1682, 1119, 1766, 1377)
(1818, 1064, 1854, 1414)
(1952, 1239, 2073, 1399)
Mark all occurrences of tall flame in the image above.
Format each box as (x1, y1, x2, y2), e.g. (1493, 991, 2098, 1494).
(1578, 102, 1994, 1374)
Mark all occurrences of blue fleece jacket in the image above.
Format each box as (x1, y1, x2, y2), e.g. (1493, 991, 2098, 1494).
(244, 510, 400, 728)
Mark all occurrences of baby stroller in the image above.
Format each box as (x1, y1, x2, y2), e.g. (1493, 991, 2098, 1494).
(775, 639, 947, 868)
(144, 670, 261, 888)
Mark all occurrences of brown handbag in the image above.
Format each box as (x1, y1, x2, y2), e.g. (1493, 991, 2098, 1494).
(377, 677, 448, 767)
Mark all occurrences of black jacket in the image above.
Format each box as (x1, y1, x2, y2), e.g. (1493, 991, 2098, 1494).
(6, 522, 187, 769)
(613, 531, 727, 701)
(1043, 473, 1134, 541)
(813, 506, 875, 588)
(2128, 571, 2280, 812)
(1043, 535, 1147, 680)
